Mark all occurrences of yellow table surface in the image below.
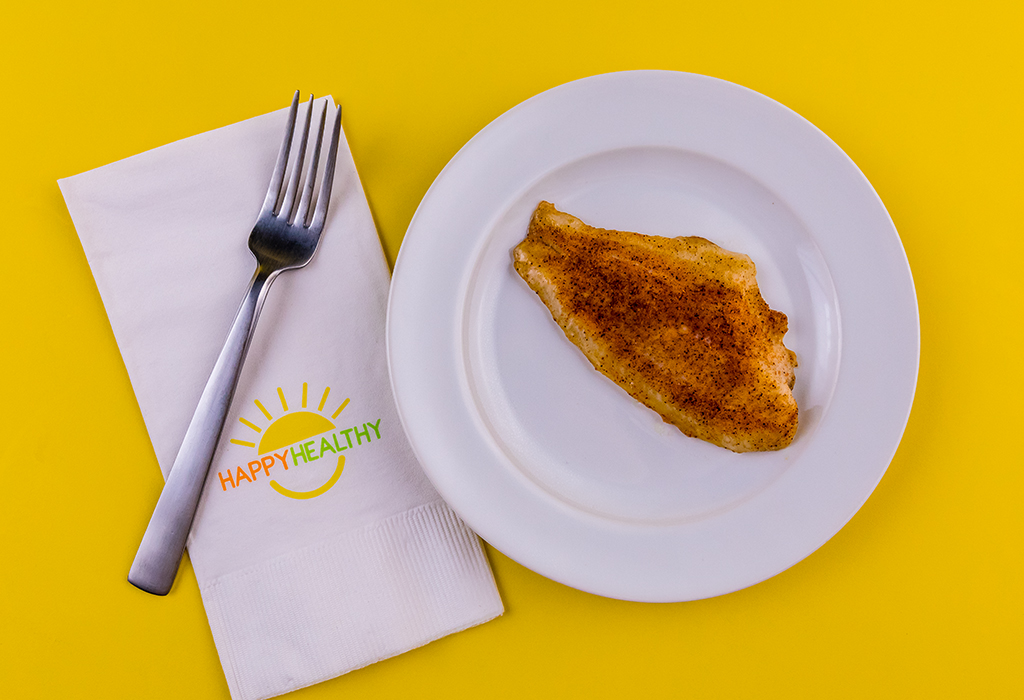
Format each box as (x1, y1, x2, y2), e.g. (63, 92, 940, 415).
(2, 1, 1021, 698)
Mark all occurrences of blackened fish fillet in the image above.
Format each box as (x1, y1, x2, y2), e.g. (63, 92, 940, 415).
(512, 201, 798, 453)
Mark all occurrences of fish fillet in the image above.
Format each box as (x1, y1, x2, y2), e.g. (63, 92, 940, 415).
(512, 201, 798, 453)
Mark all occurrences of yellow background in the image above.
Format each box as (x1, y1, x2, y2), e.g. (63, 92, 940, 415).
(2, 0, 1021, 698)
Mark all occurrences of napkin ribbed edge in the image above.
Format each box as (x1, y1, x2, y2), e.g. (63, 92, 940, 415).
(199, 500, 503, 700)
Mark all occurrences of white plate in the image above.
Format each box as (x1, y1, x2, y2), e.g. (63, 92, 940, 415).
(387, 71, 918, 602)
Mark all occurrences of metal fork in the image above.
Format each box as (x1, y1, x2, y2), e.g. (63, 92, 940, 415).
(128, 92, 343, 596)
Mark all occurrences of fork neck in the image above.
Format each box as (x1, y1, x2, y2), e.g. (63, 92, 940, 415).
(245, 265, 280, 336)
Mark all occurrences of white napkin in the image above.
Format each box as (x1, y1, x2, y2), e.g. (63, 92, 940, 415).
(59, 100, 503, 700)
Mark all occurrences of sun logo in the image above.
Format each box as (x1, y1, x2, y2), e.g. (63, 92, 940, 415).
(218, 382, 383, 500)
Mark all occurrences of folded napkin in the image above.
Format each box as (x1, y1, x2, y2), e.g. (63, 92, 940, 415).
(59, 100, 503, 700)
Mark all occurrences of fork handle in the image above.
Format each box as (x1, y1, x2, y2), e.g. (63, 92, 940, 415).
(128, 266, 276, 595)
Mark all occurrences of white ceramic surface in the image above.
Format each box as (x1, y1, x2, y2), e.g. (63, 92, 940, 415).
(387, 71, 918, 602)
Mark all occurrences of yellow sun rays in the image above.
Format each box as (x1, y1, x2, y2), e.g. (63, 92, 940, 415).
(239, 417, 261, 433)
(229, 383, 349, 447)
(331, 398, 350, 419)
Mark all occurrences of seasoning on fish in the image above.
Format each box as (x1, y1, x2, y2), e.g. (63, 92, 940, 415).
(512, 201, 798, 453)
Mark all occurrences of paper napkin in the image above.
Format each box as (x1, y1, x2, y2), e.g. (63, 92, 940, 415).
(59, 99, 503, 700)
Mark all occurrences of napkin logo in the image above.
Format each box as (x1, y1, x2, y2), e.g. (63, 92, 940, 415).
(218, 382, 382, 500)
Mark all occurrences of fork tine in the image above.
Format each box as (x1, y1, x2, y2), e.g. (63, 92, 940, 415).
(261, 90, 300, 216)
(279, 94, 315, 220)
(311, 102, 342, 231)
(296, 99, 328, 227)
